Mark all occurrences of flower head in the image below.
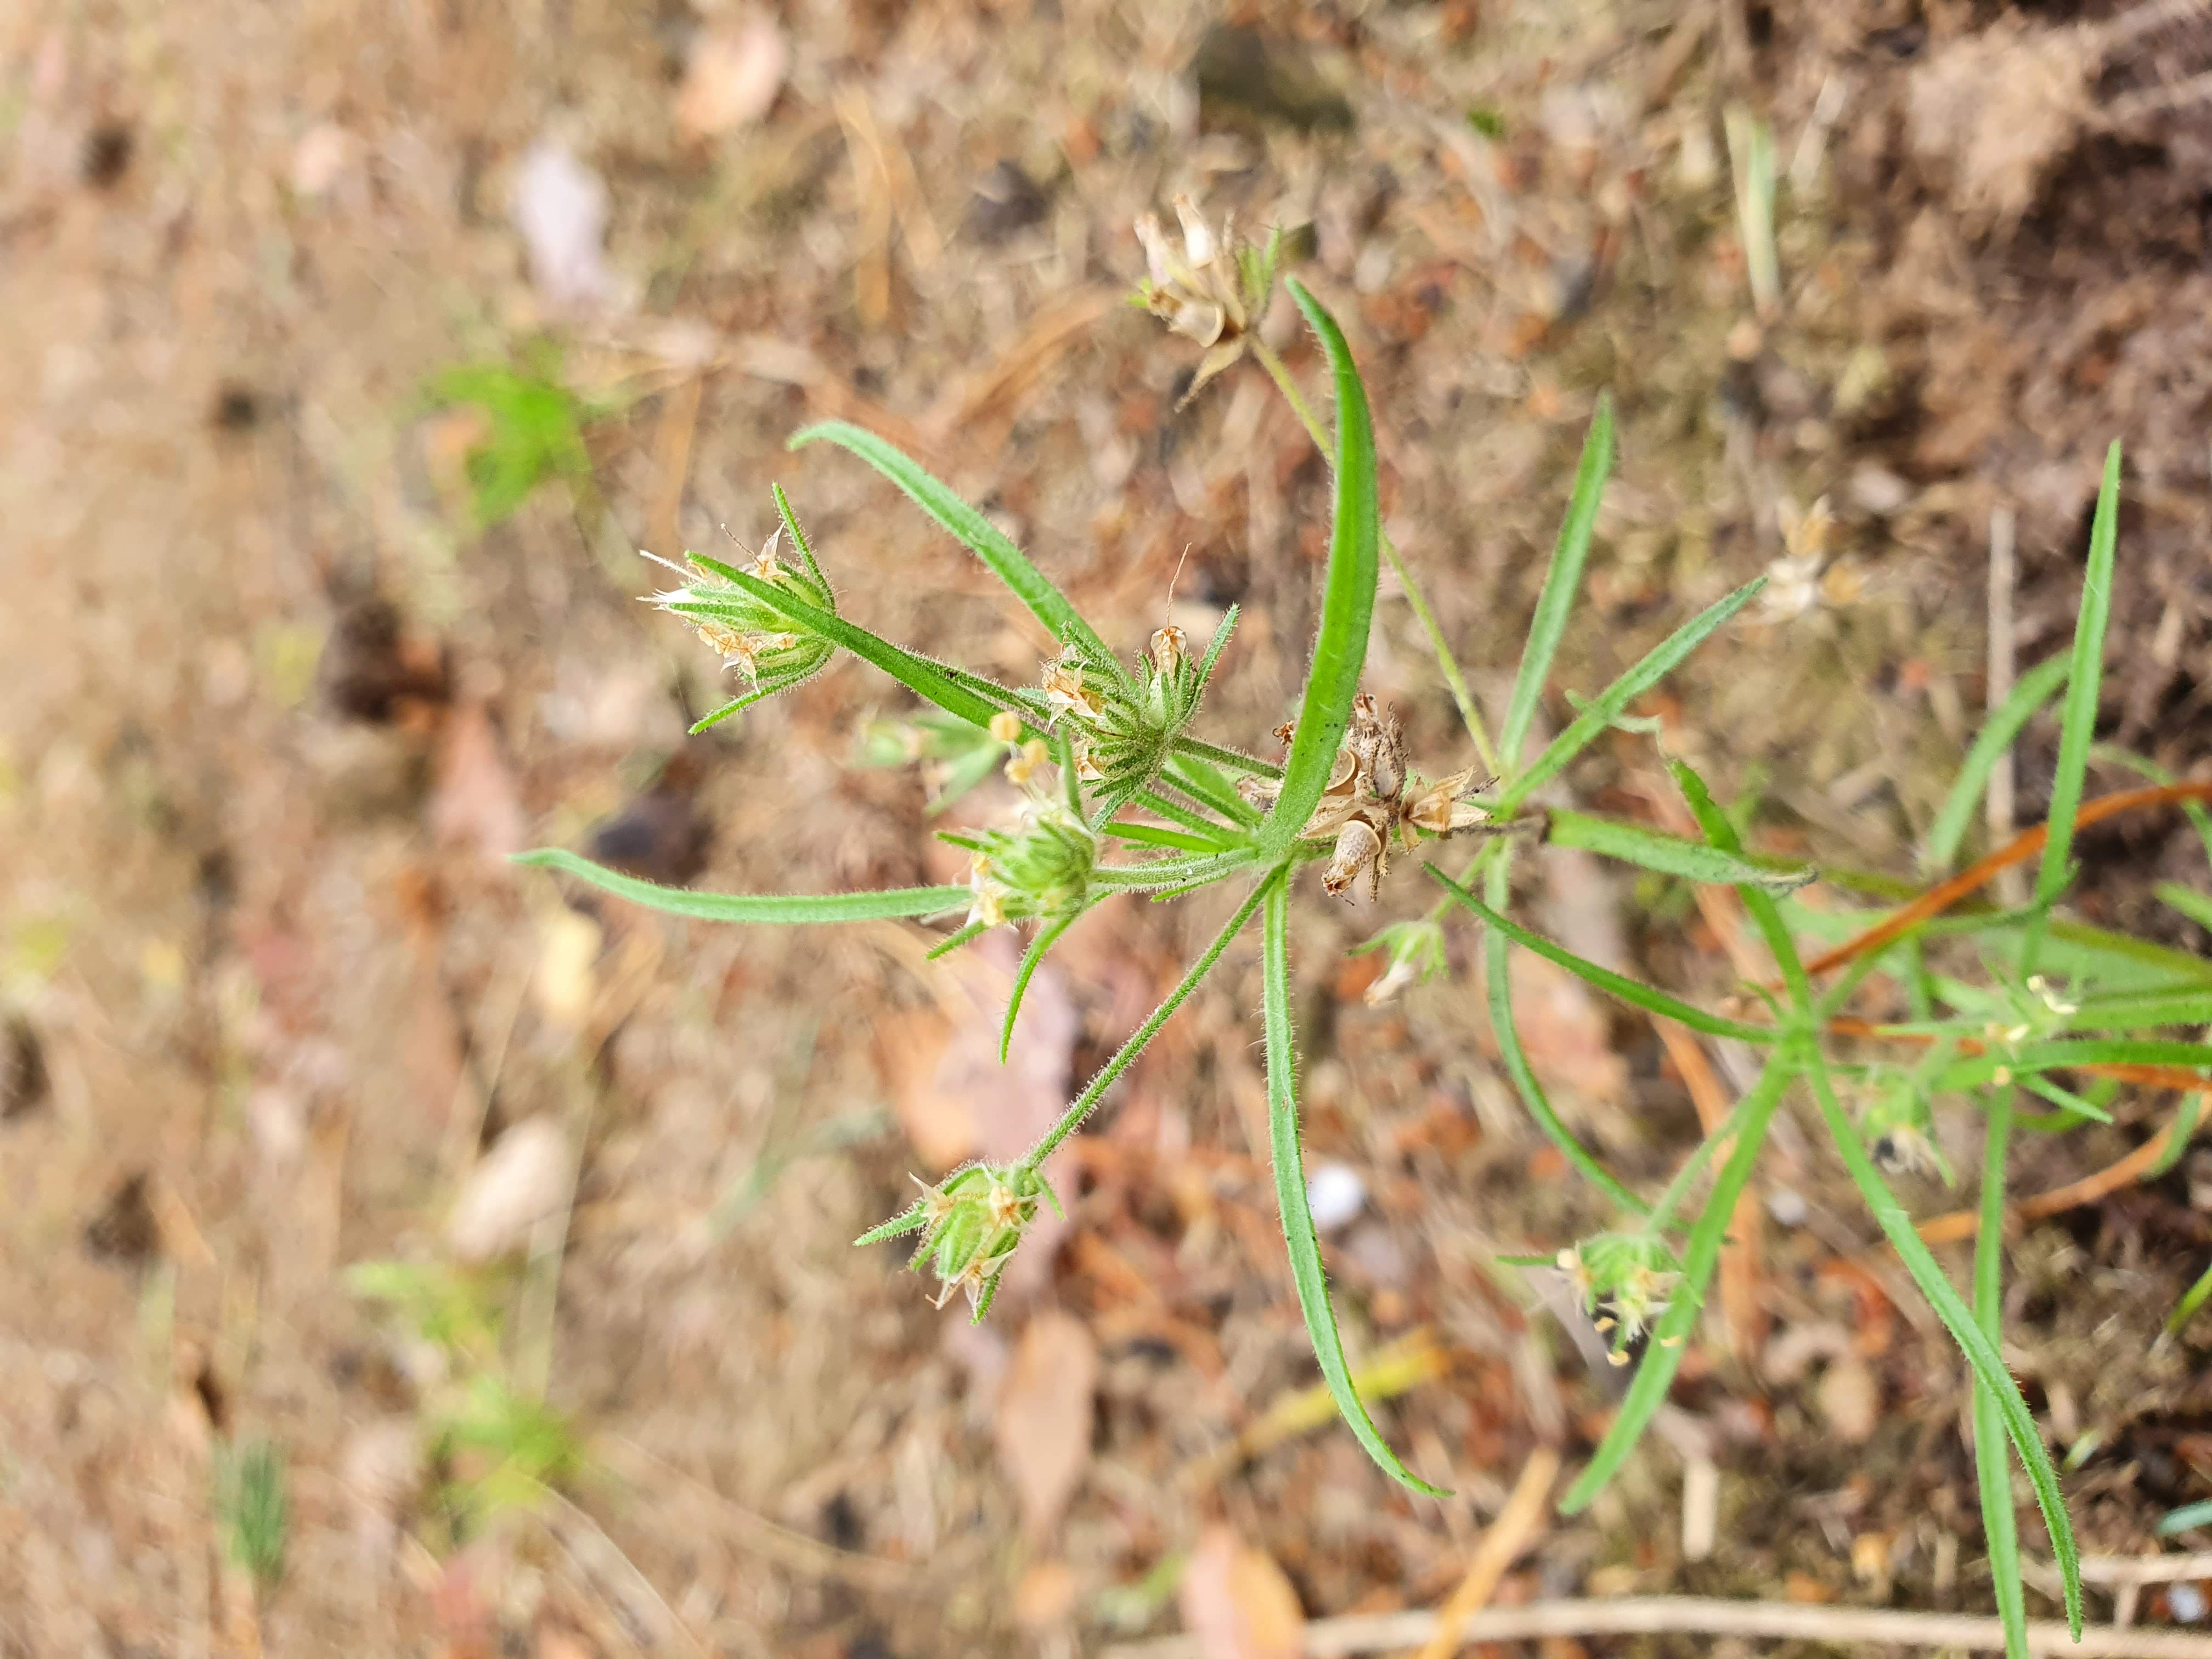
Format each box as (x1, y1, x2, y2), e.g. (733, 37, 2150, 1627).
(1132, 196, 1284, 407)
(855, 1163, 1062, 1321)
(1356, 917, 1450, 1006)
(642, 502, 839, 692)
(1863, 1079, 1955, 1185)
(963, 802, 1096, 930)
(1557, 1233, 1685, 1365)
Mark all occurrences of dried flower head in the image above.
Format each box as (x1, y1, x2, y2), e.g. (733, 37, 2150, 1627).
(1132, 196, 1284, 407)
(1355, 917, 1450, 1006)
(1557, 1233, 1685, 1365)
(855, 1162, 1062, 1321)
(1244, 694, 1496, 900)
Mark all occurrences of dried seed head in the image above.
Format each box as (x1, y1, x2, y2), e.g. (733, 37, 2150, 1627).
(1149, 624, 1187, 681)
(871, 1163, 1054, 1323)
(1322, 819, 1384, 900)
(1040, 659, 1107, 726)
(1131, 196, 1282, 407)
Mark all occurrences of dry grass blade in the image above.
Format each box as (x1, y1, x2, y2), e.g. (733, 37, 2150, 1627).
(1102, 1596, 2212, 1658)
(1412, 1444, 1559, 1659)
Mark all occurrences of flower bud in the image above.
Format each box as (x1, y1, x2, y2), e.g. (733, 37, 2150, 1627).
(965, 803, 1095, 930)
(642, 515, 838, 689)
(854, 1163, 1060, 1321)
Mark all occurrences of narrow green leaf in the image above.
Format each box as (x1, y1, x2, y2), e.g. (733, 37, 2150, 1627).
(515, 849, 967, 925)
(1171, 736, 1280, 782)
(1547, 808, 1813, 893)
(689, 670, 822, 733)
(2166, 1257, 2212, 1338)
(1164, 752, 1264, 828)
(1480, 856, 1651, 1219)
(1808, 1062, 2081, 1634)
(1102, 820, 1233, 855)
(1430, 866, 1775, 1043)
(2148, 1095, 2203, 1181)
(2159, 1499, 2212, 1537)
(1262, 875, 1448, 1497)
(699, 560, 1011, 731)
(2159, 882, 2212, 934)
(1671, 758, 1814, 1013)
(1502, 397, 1613, 766)
(1560, 1054, 1790, 1510)
(1496, 578, 1766, 818)
(788, 420, 1126, 682)
(1933, 1038, 2212, 1092)
(1092, 847, 1259, 891)
(2024, 441, 2121, 975)
(1973, 1090, 2029, 1659)
(2091, 743, 2212, 874)
(1135, 788, 1246, 843)
(1260, 281, 1380, 860)
(1002, 912, 1077, 1064)
(2017, 1076, 2113, 1125)
(1925, 656, 2070, 874)
(2062, 983, 2212, 1031)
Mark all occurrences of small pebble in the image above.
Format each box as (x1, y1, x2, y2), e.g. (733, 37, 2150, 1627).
(1767, 1187, 1808, 1227)
(1305, 1163, 1366, 1234)
(2171, 1583, 2208, 1623)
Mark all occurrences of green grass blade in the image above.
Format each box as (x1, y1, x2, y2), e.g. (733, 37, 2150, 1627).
(516, 849, 968, 925)
(1808, 1062, 2081, 1634)
(1171, 736, 1280, 781)
(1974, 1088, 2029, 1659)
(1262, 874, 1448, 1497)
(1092, 847, 1259, 891)
(2091, 743, 2212, 874)
(1501, 397, 1614, 767)
(1547, 809, 1813, 893)
(1135, 788, 1246, 843)
(788, 420, 1126, 682)
(1926, 659, 2071, 875)
(1259, 281, 1381, 861)
(1480, 856, 1651, 1218)
(1560, 1054, 1791, 1510)
(1001, 912, 1078, 1064)
(2023, 442, 2121, 975)
(1496, 578, 1765, 818)
(1430, 865, 1775, 1043)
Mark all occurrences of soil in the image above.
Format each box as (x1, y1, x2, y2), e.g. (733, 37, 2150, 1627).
(3, 0, 2210, 1656)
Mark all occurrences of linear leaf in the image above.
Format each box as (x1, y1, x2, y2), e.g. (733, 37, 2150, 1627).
(1974, 1089, 2029, 1659)
(1260, 281, 1381, 860)
(1430, 866, 1776, 1043)
(1502, 397, 1613, 766)
(1547, 808, 1813, 893)
(1670, 758, 1813, 1012)
(1481, 855, 1651, 1218)
(1496, 578, 1765, 818)
(1807, 1062, 2081, 1635)
(1001, 912, 1077, 1064)
(2024, 441, 2121, 973)
(516, 849, 967, 925)
(1932, 1038, 2212, 1092)
(1262, 875, 1447, 1497)
(1925, 656, 2070, 874)
(701, 561, 1012, 731)
(1560, 1054, 1790, 1510)
(788, 420, 1126, 681)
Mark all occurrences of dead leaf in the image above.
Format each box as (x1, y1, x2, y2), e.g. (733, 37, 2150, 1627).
(1178, 1525, 1305, 1659)
(448, 1118, 571, 1262)
(992, 1311, 1097, 1539)
(510, 135, 616, 311)
(428, 703, 525, 862)
(675, 16, 787, 141)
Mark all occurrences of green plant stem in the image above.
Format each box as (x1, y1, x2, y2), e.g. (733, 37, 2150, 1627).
(1092, 848, 1259, 890)
(1643, 1093, 1752, 1238)
(1019, 877, 1273, 1170)
(1974, 1087, 2028, 1659)
(1249, 336, 1500, 778)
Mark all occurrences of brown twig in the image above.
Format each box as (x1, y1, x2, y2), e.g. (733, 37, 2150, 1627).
(1412, 1445, 1559, 1659)
(1101, 1595, 2212, 1658)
